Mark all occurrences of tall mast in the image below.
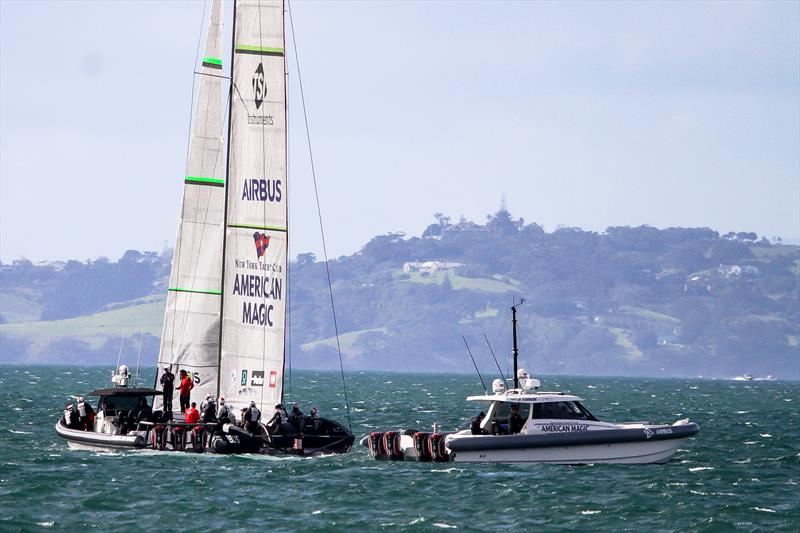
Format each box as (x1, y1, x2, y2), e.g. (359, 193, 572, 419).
(216, 0, 238, 398)
(280, 0, 288, 406)
(512, 303, 519, 389)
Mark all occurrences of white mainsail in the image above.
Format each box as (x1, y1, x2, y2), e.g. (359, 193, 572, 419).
(218, 0, 287, 413)
(156, 0, 225, 411)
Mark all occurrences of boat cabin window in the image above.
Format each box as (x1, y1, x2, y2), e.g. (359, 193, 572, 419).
(533, 401, 596, 421)
(99, 395, 149, 415)
(486, 402, 531, 434)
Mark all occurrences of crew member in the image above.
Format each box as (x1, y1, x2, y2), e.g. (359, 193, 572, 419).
(160, 366, 175, 413)
(200, 394, 214, 417)
(266, 403, 285, 434)
(508, 404, 525, 434)
(64, 403, 79, 429)
(136, 397, 152, 422)
(201, 395, 217, 423)
(185, 402, 200, 424)
(217, 397, 231, 424)
(304, 407, 321, 433)
(288, 404, 304, 432)
(176, 370, 194, 413)
(470, 412, 485, 435)
(244, 401, 261, 434)
(77, 396, 96, 431)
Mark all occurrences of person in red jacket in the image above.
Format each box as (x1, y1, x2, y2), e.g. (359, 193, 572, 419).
(185, 402, 200, 424)
(176, 370, 194, 413)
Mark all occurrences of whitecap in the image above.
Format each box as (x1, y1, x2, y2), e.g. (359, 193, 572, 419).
(312, 510, 322, 515)
(433, 523, 457, 529)
(760, 434, 773, 438)
(689, 466, 714, 472)
(743, 441, 757, 445)
(580, 510, 601, 515)
(735, 411, 749, 414)
(35, 522, 54, 528)
(9, 430, 31, 435)
(752, 507, 776, 513)
(409, 517, 425, 525)
(586, 385, 596, 389)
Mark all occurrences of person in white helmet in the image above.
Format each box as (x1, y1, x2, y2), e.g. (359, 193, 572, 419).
(243, 400, 261, 434)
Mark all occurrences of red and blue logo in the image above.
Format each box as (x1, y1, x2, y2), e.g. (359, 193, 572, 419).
(253, 232, 270, 258)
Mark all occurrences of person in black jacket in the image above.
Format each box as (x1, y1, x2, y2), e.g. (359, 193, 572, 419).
(470, 412, 485, 435)
(508, 404, 525, 434)
(159, 367, 175, 413)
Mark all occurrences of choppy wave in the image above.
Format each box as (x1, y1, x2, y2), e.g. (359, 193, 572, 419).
(0, 366, 798, 531)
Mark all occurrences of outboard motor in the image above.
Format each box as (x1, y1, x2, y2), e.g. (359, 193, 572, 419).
(429, 434, 449, 462)
(383, 431, 403, 461)
(413, 432, 432, 462)
(191, 426, 206, 453)
(368, 432, 387, 460)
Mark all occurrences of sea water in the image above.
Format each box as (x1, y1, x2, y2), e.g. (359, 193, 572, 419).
(0, 366, 797, 531)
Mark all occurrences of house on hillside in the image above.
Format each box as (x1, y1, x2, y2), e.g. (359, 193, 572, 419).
(403, 261, 463, 273)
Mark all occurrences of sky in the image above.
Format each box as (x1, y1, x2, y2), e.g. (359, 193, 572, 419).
(1, 0, 798, 263)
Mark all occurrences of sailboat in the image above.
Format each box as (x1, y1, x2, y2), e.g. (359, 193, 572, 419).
(56, 0, 354, 455)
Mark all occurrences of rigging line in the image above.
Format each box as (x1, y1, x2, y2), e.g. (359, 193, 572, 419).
(287, 0, 352, 431)
(462, 336, 487, 394)
(482, 332, 507, 384)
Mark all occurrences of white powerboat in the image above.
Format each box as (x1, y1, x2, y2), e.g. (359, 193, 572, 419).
(362, 303, 699, 464)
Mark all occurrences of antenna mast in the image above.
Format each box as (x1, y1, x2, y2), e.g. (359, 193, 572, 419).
(511, 299, 524, 389)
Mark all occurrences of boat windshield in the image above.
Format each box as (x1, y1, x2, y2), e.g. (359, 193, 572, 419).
(533, 401, 597, 421)
(99, 395, 149, 415)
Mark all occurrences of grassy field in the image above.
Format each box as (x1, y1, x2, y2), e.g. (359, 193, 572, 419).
(619, 305, 680, 325)
(401, 270, 520, 293)
(0, 298, 164, 349)
(608, 327, 644, 361)
(0, 290, 44, 323)
(301, 327, 388, 360)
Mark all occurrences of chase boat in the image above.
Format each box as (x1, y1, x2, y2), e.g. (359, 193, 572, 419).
(362, 304, 699, 464)
(56, 365, 354, 455)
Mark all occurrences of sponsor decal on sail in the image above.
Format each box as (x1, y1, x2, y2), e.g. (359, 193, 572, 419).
(253, 232, 271, 258)
(241, 370, 248, 386)
(251, 370, 264, 387)
(248, 62, 274, 125)
(241, 178, 281, 202)
(269, 370, 278, 388)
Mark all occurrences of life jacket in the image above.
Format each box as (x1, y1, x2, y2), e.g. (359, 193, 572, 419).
(249, 407, 261, 422)
(218, 404, 230, 421)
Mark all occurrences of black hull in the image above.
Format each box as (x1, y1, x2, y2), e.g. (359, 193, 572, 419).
(209, 417, 354, 456)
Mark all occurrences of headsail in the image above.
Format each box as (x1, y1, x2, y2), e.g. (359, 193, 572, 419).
(156, 0, 225, 411)
(219, 0, 287, 412)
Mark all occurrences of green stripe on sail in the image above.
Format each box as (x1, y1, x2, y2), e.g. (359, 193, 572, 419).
(168, 287, 222, 295)
(229, 223, 287, 232)
(202, 56, 222, 66)
(185, 176, 224, 186)
(235, 45, 284, 56)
